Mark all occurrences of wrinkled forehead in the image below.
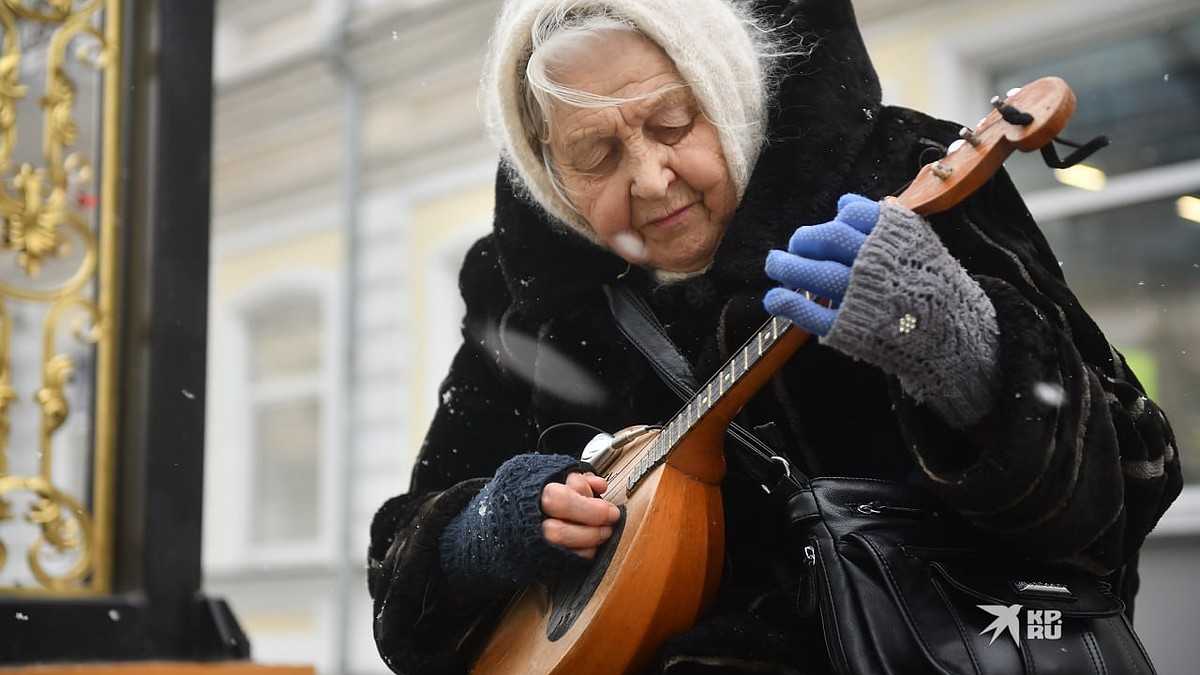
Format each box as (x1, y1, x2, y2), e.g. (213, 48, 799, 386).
(555, 42, 685, 102)
(535, 28, 695, 137)
(550, 85, 694, 150)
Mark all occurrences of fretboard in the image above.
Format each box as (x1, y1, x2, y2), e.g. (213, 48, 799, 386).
(624, 314, 800, 492)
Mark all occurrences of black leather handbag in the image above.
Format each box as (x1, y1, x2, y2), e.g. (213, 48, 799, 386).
(783, 475, 1158, 675)
(604, 282, 1159, 675)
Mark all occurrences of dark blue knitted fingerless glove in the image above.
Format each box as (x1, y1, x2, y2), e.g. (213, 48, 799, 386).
(439, 453, 592, 596)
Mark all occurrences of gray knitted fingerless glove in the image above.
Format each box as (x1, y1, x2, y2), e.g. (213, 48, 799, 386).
(439, 453, 591, 596)
(822, 201, 1000, 428)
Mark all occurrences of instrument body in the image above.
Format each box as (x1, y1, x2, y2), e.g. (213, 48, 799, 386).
(471, 77, 1077, 675)
(472, 428, 724, 675)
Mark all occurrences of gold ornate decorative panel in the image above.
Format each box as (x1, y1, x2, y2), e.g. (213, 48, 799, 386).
(0, 0, 122, 595)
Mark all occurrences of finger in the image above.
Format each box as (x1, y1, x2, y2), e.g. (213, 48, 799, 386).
(837, 192, 873, 210)
(564, 471, 594, 498)
(764, 288, 838, 337)
(583, 473, 609, 496)
(542, 481, 621, 525)
(786, 221, 866, 264)
(835, 194, 880, 234)
(764, 251, 851, 301)
(542, 518, 614, 556)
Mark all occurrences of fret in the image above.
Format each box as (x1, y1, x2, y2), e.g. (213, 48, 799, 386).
(731, 356, 742, 380)
(708, 379, 717, 404)
(743, 345, 749, 372)
(771, 316, 779, 340)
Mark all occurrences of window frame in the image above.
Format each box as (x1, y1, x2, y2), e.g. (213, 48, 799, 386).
(214, 271, 344, 570)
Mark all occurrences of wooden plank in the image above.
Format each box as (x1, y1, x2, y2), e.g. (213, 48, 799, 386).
(0, 663, 314, 675)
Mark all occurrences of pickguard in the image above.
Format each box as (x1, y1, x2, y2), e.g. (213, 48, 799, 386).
(545, 506, 627, 641)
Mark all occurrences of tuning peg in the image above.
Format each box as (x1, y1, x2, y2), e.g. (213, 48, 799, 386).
(947, 139, 967, 155)
(958, 127, 981, 146)
(930, 161, 954, 180)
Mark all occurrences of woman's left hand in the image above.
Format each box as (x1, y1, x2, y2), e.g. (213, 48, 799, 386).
(763, 194, 879, 335)
(764, 194, 1001, 428)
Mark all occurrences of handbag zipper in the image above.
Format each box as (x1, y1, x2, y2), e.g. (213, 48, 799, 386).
(853, 501, 930, 517)
(803, 539, 853, 675)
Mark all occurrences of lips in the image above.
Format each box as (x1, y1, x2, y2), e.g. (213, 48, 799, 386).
(645, 203, 694, 229)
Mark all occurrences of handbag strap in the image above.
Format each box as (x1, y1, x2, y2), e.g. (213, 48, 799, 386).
(602, 283, 807, 493)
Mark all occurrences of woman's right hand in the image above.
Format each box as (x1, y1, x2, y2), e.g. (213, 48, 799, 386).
(540, 472, 621, 559)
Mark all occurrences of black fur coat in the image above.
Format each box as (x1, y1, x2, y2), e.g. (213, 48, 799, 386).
(368, 0, 1182, 672)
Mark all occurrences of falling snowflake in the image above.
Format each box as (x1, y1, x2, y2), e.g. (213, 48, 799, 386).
(1032, 381, 1065, 407)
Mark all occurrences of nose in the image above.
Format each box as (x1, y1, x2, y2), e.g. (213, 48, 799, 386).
(627, 144, 673, 200)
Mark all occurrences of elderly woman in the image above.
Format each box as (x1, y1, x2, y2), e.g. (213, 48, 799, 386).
(368, 0, 1181, 673)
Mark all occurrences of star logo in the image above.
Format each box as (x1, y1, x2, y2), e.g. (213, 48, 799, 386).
(977, 604, 1023, 645)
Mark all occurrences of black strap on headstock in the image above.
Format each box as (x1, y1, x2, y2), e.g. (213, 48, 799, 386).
(1040, 133, 1111, 169)
(997, 99, 1110, 170)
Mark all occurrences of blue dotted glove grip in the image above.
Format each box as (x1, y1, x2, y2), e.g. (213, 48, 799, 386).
(764, 194, 879, 335)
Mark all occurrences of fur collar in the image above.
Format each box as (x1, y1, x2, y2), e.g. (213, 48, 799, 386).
(490, 0, 882, 323)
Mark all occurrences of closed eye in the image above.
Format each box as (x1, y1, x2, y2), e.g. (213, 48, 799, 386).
(567, 142, 620, 178)
(651, 120, 693, 146)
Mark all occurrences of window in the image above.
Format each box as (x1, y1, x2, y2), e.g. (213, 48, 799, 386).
(245, 297, 323, 545)
(994, 16, 1200, 191)
(989, 12, 1200, 489)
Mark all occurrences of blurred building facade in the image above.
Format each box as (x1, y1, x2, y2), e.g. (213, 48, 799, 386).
(201, 0, 1200, 673)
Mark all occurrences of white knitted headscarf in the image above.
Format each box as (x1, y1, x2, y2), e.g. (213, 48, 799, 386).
(481, 0, 769, 243)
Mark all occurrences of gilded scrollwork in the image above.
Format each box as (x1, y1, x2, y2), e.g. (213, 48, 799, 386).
(0, 0, 118, 594)
(0, 299, 14, 523)
(0, 474, 92, 591)
(0, 0, 105, 289)
(3, 1, 80, 25)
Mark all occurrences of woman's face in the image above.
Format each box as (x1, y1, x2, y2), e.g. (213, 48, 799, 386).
(545, 31, 738, 274)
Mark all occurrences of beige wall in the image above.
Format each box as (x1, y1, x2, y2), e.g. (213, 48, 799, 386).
(406, 181, 495, 455)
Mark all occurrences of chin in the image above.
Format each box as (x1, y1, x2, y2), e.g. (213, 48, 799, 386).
(655, 256, 711, 277)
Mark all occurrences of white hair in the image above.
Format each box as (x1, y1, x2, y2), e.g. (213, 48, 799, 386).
(482, 0, 794, 242)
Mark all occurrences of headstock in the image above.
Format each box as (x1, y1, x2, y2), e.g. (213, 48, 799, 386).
(894, 76, 1076, 217)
